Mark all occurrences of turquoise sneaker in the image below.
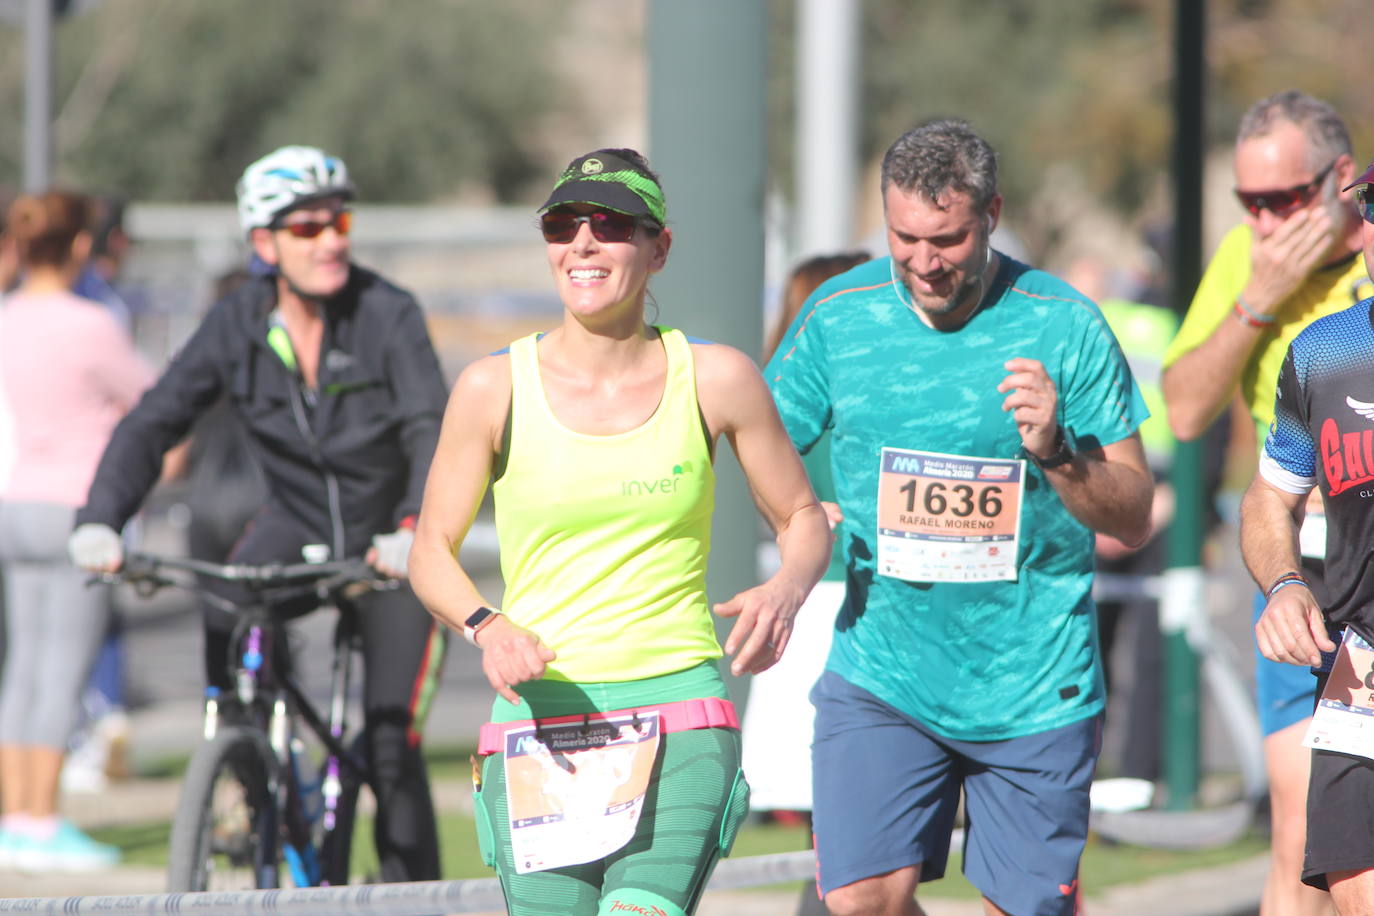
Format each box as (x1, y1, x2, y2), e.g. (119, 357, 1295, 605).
(0, 828, 32, 870)
(15, 820, 119, 872)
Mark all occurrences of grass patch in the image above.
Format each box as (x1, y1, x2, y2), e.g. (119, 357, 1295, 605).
(92, 821, 173, 869)
(420, 742, 480, 783)
(347, 811, 492, 883)
(911, 831, 1271, 900)
(134, 752, 192, 781)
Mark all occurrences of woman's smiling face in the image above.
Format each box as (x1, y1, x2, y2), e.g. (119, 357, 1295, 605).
(546, 203, 670, 319)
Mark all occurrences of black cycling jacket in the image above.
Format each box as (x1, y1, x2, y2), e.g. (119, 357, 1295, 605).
(77, 266, 448, 558)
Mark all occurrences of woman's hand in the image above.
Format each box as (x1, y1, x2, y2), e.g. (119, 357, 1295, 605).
(474, 617, 557, 703)
(714, 578, 808, 676)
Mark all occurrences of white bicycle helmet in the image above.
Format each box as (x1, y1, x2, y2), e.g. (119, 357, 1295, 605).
(236, 145, 355, 234)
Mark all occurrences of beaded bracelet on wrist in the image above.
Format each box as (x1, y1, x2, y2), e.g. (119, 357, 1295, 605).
(1233, 296, 1276, 329)
(1266, 571, 1310, 599)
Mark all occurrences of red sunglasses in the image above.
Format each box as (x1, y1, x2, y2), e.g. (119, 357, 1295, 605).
(279, 210, 352, 239)
(1234, 160, 1336, 217)
(541, 208, 650, 244)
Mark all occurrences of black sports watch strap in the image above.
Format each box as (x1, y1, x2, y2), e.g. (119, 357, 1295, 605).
(1026, 425, 1074, 469)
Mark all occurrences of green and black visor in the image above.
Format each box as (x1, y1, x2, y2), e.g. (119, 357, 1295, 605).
(538, 150, 666, 227)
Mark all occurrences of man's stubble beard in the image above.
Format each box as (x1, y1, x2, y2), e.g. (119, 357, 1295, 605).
(904, 235, 989, 320)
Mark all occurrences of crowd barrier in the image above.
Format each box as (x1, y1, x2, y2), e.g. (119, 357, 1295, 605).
(0, 850, 817, 915)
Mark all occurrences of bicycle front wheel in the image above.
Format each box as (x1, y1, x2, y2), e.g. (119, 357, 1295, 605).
(168, 725, 280, 891)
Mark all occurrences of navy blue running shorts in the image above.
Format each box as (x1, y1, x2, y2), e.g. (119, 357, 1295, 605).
(810, 670, 1100, 916)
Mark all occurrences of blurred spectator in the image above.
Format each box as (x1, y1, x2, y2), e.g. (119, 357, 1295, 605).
(0, 190, 153, 871)
(63, 194, 137, 793)
(0, 187, 16, 684)
(0, 189, 16, 295)
(71, 195, 134, 329)
(741, 250, 870, 825)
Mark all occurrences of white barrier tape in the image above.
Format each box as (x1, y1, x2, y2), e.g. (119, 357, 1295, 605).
(0, 878, 503, 915)
(0, 849, 820, 914)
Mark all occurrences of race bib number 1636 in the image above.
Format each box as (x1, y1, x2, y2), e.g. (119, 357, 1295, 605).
(875, 447, 1025, 583)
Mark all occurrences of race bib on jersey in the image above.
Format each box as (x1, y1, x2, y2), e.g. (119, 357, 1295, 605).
(875, 447, 1025, 583)
(1305, 629, 1374, 759)
(503, 711, 660, 874)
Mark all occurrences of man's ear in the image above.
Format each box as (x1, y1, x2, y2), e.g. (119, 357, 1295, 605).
(249, 227, 279, 266)
(1335, 152, 1358, 199)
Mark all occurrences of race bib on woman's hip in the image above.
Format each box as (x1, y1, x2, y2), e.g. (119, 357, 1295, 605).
(503, 711, 660, 873)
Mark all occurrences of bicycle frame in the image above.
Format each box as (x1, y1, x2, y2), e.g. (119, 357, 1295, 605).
(105, 553, 390, 888)
(209, 611, 344, 885)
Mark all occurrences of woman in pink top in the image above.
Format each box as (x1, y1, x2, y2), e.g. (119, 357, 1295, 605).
(0, 190, 152, 872)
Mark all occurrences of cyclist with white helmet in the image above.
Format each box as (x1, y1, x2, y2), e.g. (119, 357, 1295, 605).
(68, 144, 450, 882)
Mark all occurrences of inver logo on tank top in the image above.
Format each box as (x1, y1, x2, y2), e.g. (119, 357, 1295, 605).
(620, 460, 696, 497)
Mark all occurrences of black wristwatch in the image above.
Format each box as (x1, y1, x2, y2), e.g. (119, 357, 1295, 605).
(463, 606, 501, 646)
(1026, 425, 1075, 469)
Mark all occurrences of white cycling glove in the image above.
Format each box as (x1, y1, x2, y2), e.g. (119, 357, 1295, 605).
(369, 527, 414, 578)
(68, 523, 124, 572)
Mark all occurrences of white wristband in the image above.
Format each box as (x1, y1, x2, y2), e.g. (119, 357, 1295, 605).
(463, 606, 502, 645)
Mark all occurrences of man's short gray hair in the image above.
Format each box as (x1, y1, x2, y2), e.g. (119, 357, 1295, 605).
(880, 119, 998, 211)
(1236, 90, 1351, 171)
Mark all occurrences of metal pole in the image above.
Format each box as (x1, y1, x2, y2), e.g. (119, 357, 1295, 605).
(647, 0, 767, 706)
(796, 0, 860, 256)
(24, 0, 55, 192)
(1162, 0, 1206, 811)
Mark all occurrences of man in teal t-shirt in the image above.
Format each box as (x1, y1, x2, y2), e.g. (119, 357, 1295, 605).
(765, 119, 1152, 916)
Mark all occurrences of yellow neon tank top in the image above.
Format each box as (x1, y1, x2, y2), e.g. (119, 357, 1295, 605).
(493, 327, 720, 683)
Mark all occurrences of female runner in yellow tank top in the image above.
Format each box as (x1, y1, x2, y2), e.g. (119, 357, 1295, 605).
(410, 149, 832, 916)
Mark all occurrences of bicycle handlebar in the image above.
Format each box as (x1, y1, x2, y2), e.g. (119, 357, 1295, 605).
(123, 552, 374, 586)
(94, 552, 394, 604)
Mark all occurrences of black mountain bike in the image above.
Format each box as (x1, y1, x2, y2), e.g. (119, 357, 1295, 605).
(101, 552, 394, 890)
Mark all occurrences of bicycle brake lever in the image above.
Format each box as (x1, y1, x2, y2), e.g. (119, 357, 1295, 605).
(85, 570, 169, 598)
(343, 571, 403, 598)
(133, 576, 166, 599)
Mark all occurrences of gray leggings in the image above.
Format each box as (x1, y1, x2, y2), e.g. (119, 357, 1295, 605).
(0, 501, 110, 749)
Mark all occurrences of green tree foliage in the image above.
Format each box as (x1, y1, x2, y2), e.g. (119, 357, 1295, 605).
(767, 0, 1374, 239)
(4, 0, 1372, 219)
(767, 0, 1169, 218)
(0, 0, 565, 202)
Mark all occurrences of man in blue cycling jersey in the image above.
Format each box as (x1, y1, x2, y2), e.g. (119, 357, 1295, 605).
(1241, 156, 1374, 915)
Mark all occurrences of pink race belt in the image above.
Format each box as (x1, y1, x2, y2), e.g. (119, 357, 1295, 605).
(477, 696, 738, 756)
